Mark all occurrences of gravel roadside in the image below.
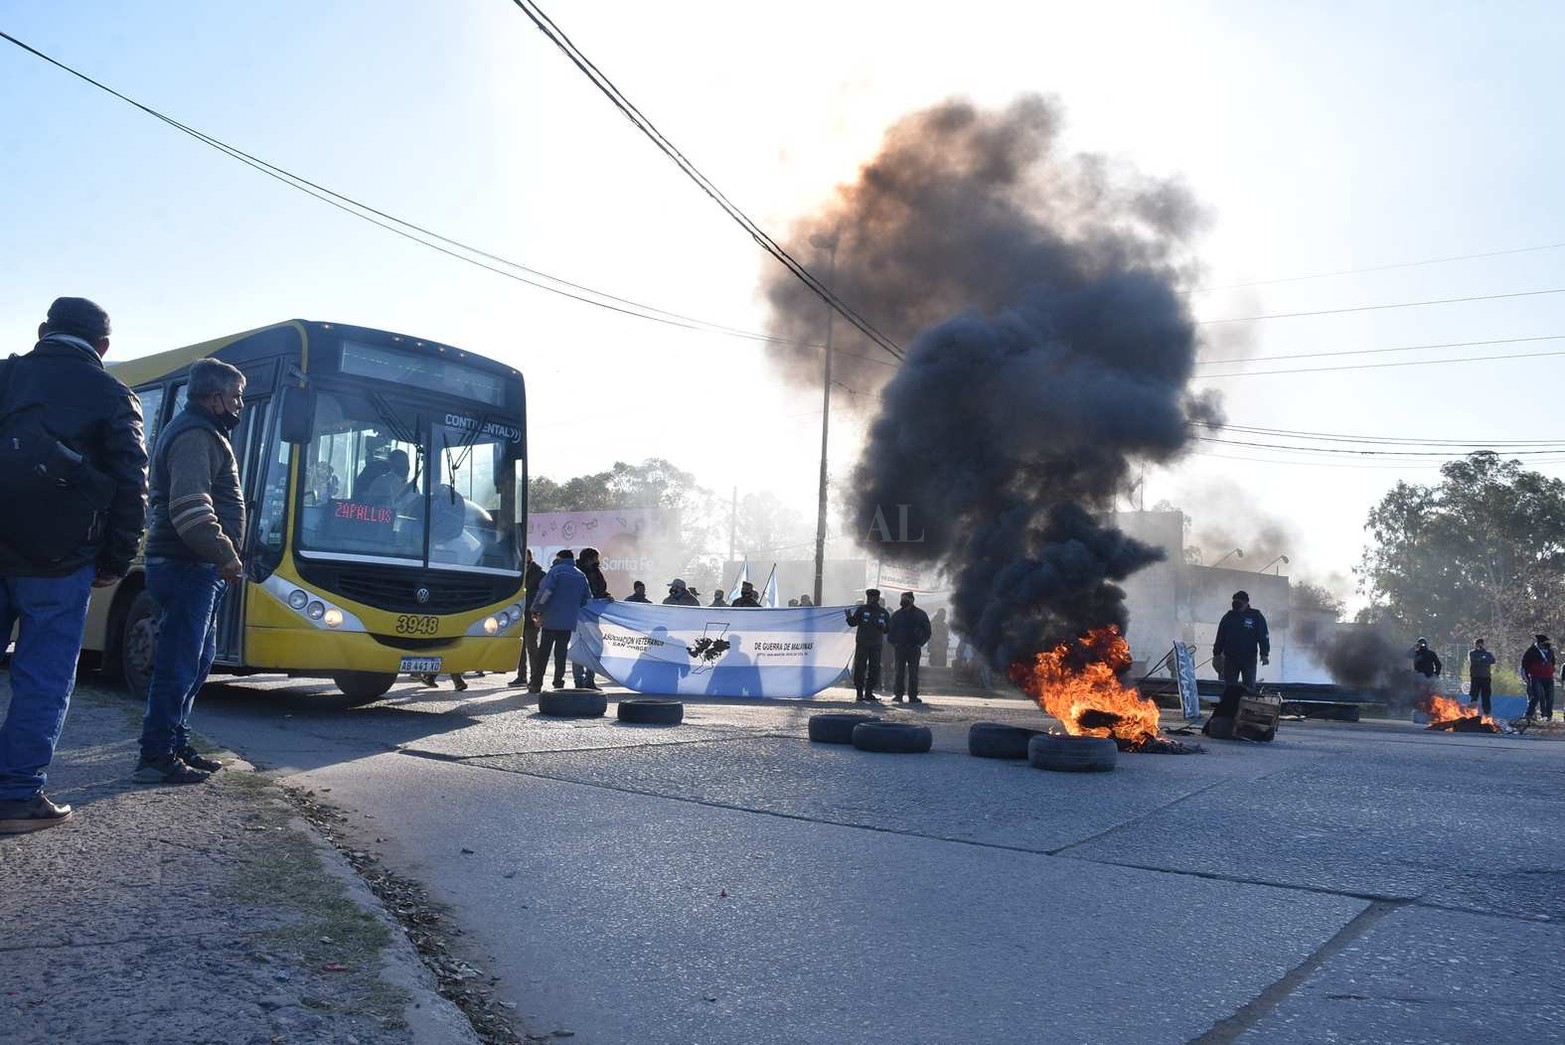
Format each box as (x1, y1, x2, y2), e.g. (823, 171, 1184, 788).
(0, 682, 478, 1045)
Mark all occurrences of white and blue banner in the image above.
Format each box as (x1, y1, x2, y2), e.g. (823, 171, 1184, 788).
(569, 602, 856, 698)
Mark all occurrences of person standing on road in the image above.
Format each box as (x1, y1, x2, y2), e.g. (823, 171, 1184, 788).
(0, 298, 147, 834)
(1212, 590, 1269, 688)
(1467, 638, 1495, 715)
(624, 580, 651, 603)
(135, 357, 246, 785)
(529, 549, 589, 694)
(572, 546, 611, 691)
(888, 591, 931, 704)
(928, 608, 950, 668)
(1521, 634, 1556, 722)
(845, 588, 891, 703)
(1409, 638, 1442, 679)
(509, 547, 545, 687)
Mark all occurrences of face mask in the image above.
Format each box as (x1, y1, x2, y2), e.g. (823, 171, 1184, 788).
(1232, 600, 1244, 611)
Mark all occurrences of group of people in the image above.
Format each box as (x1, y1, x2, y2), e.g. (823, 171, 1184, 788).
(1, 299, 250, 835)
(1404, 634, 1558, 720)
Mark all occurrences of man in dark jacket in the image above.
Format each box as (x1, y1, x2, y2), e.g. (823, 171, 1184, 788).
(624, 580, 651, 603)
(1521, 634, 1555, 721)
(1409, 638, 1442, 679)
(663, 578, 700, 606)
(136, 357, 247, 785)
(509, 547, 546, 687)
(1468, 638, 1495, 715)
(731, 581, 763, 608)
(0, 298, 147, 833)
(888, 591, 932, 704)
(845, 589, 892, 703)
(572, 546, 612, 691)
(529, 550, 590, 694)
(710, 587, 729, 607)
(1212, 590, 1269, 688)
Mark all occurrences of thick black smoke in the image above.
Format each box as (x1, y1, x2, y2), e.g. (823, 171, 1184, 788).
(763, 96, 1219, 668)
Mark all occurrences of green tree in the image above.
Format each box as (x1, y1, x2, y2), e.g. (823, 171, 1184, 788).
(1357, 451, 1565, 664)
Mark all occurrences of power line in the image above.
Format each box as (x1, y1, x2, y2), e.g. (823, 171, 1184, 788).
(1194, 346, 1565, 377)
(0, 29, 901, 368)
(1198, 421, 1565, 449)
(1195, 333, 1565, 367)
(1195, 239, 1565, 292)
(505, 0, 905, 362)
(1200, 285, 1565, 324)
(1193, 434, 1565, 458)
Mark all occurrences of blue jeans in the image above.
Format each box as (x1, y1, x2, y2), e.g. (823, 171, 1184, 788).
(139, 559, 226, 758)
(0, 564, 95, 800)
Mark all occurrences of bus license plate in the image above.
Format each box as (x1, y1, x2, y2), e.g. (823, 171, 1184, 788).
(400, 657, 443, 674)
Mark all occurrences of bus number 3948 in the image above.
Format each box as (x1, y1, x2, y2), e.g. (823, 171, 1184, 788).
(395, 615, 440, 636)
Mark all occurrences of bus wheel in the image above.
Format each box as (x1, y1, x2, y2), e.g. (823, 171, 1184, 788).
(121, 590, 160, 701)
(331, 672, 399, 705)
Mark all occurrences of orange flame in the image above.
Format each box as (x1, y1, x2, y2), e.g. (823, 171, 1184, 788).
(1419, 691, 1498, 729)
(1009, 626, 1162, 745)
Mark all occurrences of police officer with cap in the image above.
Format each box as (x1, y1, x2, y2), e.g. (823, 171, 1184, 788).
(845, 589, 891, 702)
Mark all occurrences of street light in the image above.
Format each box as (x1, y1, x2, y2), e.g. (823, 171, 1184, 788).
(1260, 554, 1290, 574)
(1211, 548, 1244, 568)
(809, 230, 838, 608)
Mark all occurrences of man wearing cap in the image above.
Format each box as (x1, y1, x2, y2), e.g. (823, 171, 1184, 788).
(732, 581, 763, 608)
(663, 578, 700, 606)
(1409, 638, 1442, 679)
(709, 586, 728, 607)
(845, 589, 892, 702)
(0, 298, 148, 833)
(1521, 634, 1556, 722)
(624, 580, 651, 604)
(1468, 638, 1495, 716)
(1211, 590, 1269, 688)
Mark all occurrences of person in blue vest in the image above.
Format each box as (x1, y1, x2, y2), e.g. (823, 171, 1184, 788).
(1212, 590, 1269, 688)
(136, 358, 247, 785)
(528, 549, 589, 694)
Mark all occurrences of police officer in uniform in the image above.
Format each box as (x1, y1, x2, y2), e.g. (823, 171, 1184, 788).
(845, 589, 892, 702)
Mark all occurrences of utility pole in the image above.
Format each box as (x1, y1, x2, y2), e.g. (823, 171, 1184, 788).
(810, 231, 839, 607)
(728, 485, 737, 565)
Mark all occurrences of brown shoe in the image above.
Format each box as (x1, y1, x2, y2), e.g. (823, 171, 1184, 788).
(0, 792, 73, 834)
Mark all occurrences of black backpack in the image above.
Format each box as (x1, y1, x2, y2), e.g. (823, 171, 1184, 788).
(0, 354, 118, 567)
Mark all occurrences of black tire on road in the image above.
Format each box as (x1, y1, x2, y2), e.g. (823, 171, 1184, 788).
(851, 721, 933, 754)
(617, 698, 684, 725)
(968, 722, 1043, 760)
(1027, 734, 1118, 772)
(330, 672, 400, 705)
(120, 589, 160, 701)
(808, 712, 881, 744)
(538, 690, 608, 718)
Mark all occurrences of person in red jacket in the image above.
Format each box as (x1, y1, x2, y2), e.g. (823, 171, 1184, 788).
(1521, 634, 1556, 721)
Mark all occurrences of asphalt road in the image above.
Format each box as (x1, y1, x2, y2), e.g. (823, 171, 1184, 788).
(109, 672, 1565, 1044)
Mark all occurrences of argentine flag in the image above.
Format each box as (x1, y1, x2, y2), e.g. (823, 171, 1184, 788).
(727, 561, 749, 604)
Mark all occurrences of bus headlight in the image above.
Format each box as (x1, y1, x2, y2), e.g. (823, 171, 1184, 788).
(482, 616, 500, 635)
(288, 589, 309, 610)
(496, 611, 511, 630)
(507, 604, 524, 624)
(323, 608, 344, 628)
(307, 601, 326, 620)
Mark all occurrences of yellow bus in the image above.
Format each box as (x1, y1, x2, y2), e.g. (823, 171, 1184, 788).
(84, 319, 528, 704)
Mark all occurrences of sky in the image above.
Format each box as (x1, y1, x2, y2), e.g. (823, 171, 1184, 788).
(4, 0, 1565, 613)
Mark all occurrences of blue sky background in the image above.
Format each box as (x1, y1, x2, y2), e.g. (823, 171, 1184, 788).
(4, 1, 1564, 606)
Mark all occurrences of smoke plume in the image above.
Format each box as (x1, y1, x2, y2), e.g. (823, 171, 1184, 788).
(765, 96, 1222, 668)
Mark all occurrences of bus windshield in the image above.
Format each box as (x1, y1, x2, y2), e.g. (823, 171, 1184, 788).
(297, 388, 522, 574)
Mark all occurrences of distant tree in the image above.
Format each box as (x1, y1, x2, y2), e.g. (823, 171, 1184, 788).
(1357, 452, 1565, 662)
(731, 491, 812, 560)
(1289, 581, 1345, 619)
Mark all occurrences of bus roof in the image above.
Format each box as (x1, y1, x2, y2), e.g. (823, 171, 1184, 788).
(108, 320, 520, 388)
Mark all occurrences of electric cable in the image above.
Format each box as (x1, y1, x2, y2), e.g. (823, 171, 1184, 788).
(505, 0, 905, 361)
(1200, 286, 1565, 324)
(1196, 239, 1565, 292)
(1195, 333, 1565, 367)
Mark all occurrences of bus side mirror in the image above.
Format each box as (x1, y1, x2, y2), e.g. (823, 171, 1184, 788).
(279, 385, 313, 444)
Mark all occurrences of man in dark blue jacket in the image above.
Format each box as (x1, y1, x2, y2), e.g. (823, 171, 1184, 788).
(0, 298, 147, 833)
(1212, 590, 1269, 688)
(509, 548, 546, 687)
(528, 549, 590, 694)
(888, 591, 932, 704)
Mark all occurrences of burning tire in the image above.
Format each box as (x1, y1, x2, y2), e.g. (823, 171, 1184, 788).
(617, 698, 684, 725)
(1027, 734, 1117, 772)
(538, 690, 608, 718)
(851, 722, 933, 754)
(968, 722, 1043, 760)
(808, 712, 881, 744)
